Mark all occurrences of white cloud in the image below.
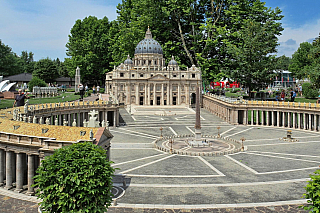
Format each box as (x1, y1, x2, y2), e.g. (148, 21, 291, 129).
(277, 19, 320, 57)
(0, 0, 118, 61)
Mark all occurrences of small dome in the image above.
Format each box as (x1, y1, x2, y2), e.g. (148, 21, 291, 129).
(134, 27, 163, 55)
(168, 56, 178, 65)
(124, 55, 133, 65)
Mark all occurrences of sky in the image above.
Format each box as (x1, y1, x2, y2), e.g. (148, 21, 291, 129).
(1, 0, 320, 61)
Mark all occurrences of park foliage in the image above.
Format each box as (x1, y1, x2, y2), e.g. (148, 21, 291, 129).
(302, 169, 320, 213)
(33, 142, 115, 213)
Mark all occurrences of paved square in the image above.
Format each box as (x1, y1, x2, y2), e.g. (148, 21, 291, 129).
(110, 107, 319, 207)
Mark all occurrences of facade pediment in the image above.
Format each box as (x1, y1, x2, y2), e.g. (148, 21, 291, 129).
(148, 74, 169, 81)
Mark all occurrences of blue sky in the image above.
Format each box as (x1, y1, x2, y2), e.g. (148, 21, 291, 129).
(1, 0, 319, 61)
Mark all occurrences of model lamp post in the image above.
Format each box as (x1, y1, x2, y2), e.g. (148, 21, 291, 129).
(169, 139, 174, 154)
(217, 126, 221, 138)
(240, 137, 245, 151)
(160, 127, 163, 138)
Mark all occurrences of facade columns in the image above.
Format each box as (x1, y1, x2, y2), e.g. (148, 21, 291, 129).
(178, 84, 181, 105)
(27, 154, 35, 195)
(153, 84, 156, 105)
(147, 84, 150, 105)
(15, 153, 24, 192)
(161, 84, 164, 105)
(144, 84, 147, 105)
(135, 84, 139, 105)
(5, 151, 13, 189)
(0, 149, 4, 186)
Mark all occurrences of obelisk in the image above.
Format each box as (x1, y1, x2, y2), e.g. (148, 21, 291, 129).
(195, 84, 201, 141)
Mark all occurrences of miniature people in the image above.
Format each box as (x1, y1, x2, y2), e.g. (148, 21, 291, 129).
(290, 89, 296, 102)
(92, 85, 96, 95)
(79, 83, 84, 101)
(13, 89, 29, 107)
(85, 85, 88, 93)
(96, 85, 100, 95)
(280, 90, 285, 101)
(298, 84, 302, 96)
(275, 93, 281, 101)
(317, 95, 320, 104)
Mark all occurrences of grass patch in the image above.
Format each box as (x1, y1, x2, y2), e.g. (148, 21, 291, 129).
(0, 92, 81, 109)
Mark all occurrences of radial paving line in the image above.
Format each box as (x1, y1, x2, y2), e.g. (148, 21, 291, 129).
(110, 129, 156, 139)
(220, 126, 237, 136)
(113, 178, 310, 188)
(169, 127, 178, 135)
(244, 152, 320, 164)
(247, 140, 320, 147)
(249, 150, 320, 158)
(258, 166, 320, 175)
(117, 128, 159, 138)
(224, 155, 259, 174)
(226, 127, 254, 137)
(113, 153, 167, 166)
(186, 126, 195, 134)
(118, 154, 175, 174)
(197, 156, 225, 176)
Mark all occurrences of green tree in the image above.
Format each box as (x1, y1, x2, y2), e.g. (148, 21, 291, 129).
(289, 42, 313, 80)
(225, 18, 281, 90)
(307, 35, 320, 87)
(0, 40, 23, 76)
(302, 169, 320, 212)
(33, 58, 59, 83)
(28, 76, 47, 92)
(275, 55, 291, 71)
(65, 16, 112, 84)
(20, 51, 35, 74)
(33, 142, 115, 213)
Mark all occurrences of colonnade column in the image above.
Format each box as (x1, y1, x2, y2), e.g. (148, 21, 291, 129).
(282, 112, 286, 127)
(5, 151, 13, 190)
(147, 84, 150, 105)
(0, 149, 4, 186)
(277, 111, 280, 127)
(15, 152, 24, 192)
(114, 110, 117, 127)
(288, 112, 291, 128)
(27, 154, 35, 195)
(309, 114, 312, 130)
(266, 111, 269, 126)
(251, 110, 254, 125)
(293, 113, 296, 128)
(304, 114, 307, 130)
(297, 113, 301, 129)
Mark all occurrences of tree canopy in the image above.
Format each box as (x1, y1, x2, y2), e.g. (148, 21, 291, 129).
(65, 16, 112, 85)
(0, 40, 23, 76)
(33, 58, 59, 83)
(289, 35, 320, 87)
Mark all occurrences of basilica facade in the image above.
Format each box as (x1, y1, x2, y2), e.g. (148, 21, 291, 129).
(105, 27, 201, 106)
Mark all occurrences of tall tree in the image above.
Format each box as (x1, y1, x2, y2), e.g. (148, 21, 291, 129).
(33, 58, 59, 83)
(0, 40, 23, 76)
(20, 51, 35, 74)
(288, 42, 313, 80)
(65, 16, 112, 84)
(275, 55, 291, 71)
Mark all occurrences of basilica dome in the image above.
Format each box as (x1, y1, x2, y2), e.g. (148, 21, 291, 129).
(134, 27, 163, 55)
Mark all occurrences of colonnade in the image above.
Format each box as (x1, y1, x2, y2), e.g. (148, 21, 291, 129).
(203, 94, 320, 131)
(0, 149, 38, 195)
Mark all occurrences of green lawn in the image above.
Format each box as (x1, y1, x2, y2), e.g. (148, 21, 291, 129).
(0, 92, 81, 109)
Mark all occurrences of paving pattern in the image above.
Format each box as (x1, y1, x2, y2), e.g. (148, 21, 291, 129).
(110, 106, 319, 210)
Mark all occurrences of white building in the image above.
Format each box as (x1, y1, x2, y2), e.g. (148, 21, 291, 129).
(105, 27, 201, 106)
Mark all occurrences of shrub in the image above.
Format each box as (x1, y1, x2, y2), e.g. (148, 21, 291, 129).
(301, 169, 320, 212)
(28, 76, 47, 92)
(302, 82, 319, 99)
(33, 142, 115, 213)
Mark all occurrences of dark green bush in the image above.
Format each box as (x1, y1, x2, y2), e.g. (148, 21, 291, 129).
(28, 76, 47, 92)
(33, 142, 115, 213)
(302, 82, 319, 99)
(301, 169, 320, 212)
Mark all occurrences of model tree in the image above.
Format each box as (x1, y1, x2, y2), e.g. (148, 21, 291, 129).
(33, 142, 115, 213)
